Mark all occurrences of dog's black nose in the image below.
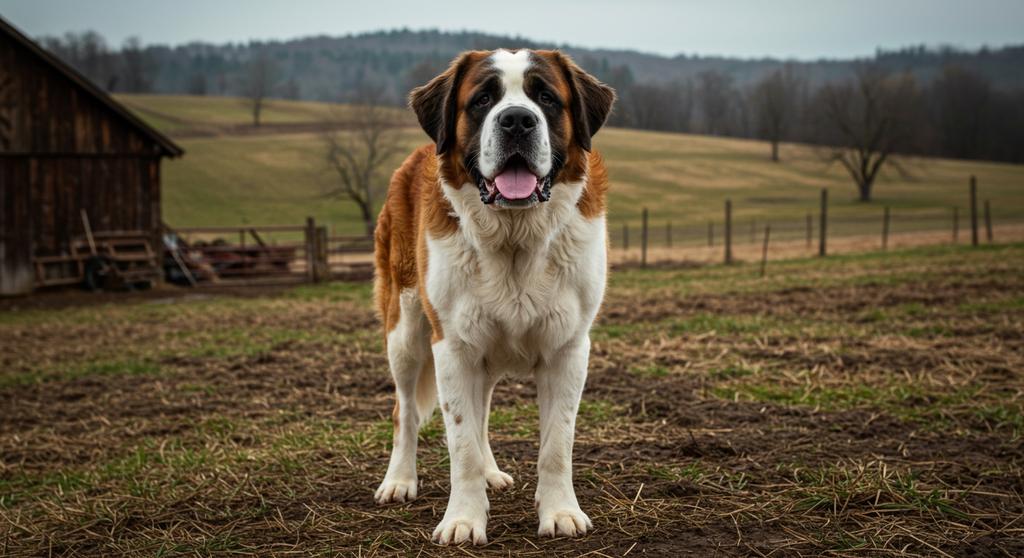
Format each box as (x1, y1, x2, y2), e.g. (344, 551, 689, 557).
(498, 107, 537, 137)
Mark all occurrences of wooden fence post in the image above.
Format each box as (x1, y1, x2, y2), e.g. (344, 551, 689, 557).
(806, 213, 812, 250)
(984, 200, 993, 243)
(724, 199, 733, 265)
(623, 223, 629, 252)
(760, 225, 771, 278)
(641, 208, 649, 268)
(953, 207, 959, 244)
(882, 206, 890, 251)
(970, 176, 979, 247)
(316, 226, 329, 282)
(819, 188, 828, 257)
(305, 216, 317, 283)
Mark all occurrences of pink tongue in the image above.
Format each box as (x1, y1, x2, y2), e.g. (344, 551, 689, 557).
(493, 164, 539, 200)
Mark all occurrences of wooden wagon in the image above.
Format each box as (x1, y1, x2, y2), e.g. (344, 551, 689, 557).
(32, 228, 162, 290)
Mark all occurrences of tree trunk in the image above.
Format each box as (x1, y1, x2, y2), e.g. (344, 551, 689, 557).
(771, 140, 779, 162)
(361, 204, 375, 237)
(858, 180, 873, 202)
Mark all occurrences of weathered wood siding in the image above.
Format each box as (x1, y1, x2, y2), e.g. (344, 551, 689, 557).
(0, 25, 167, 294)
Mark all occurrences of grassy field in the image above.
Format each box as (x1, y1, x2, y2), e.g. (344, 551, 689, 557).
(2, 243, 1023, 555)
(117, 95, 407, 136)
(117, 95, 1024, 237)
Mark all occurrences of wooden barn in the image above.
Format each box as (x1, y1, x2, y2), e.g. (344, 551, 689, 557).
(0, 16, 183, 295)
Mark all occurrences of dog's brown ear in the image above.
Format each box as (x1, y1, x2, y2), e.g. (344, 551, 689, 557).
(409, 53, 474, 155)
(556, 52, 616, 152)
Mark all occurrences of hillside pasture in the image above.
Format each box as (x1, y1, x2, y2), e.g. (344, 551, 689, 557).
(118, 94, 412, 137)
(117, 95, 1024, 238)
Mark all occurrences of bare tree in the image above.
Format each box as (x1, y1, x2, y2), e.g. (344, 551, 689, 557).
(625, 84, 673, 130)
(697, 70, 735, 136)
(322, 88, 405, 236)
(76, 31, 117, 89)
(623, 80, 694, 132)
(751, 65, 802, 161)
(187, 73, 208, 95)
(43, 31, 118, 90)
(120, 37, 151, 93)
(816, 66, 922, 202)
(931, 65, 992, 160)
(404, 58, 446, 96)
(246, 50, 276, 127)
(675, 79, 696, 133)
(282, 77, 301, 100)
(603, 64, 636, 128)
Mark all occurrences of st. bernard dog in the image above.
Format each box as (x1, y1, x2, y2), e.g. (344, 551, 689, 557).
(373, 48, 615, 545)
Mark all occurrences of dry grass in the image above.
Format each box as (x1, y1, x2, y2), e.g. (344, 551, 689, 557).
(1, 243, 1023, 556)
(115, 95, 1024, 236)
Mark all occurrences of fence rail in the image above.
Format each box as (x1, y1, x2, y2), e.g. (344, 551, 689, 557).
(167, 218, 374, 286)
(611, 210, 987, 249)
(165, 177, 1021, 286)
(609, 176, 1023, 270)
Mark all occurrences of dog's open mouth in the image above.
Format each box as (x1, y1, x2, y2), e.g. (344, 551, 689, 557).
(478, 155, 552, 208)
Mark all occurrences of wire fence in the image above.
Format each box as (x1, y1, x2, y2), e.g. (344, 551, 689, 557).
(608, 179, 1024, 267)
(610, 208, 986, 249)
(165, 178, 1023, 282)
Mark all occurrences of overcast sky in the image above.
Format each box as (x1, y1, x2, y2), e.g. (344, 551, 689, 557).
(2, 0, 1022, 59)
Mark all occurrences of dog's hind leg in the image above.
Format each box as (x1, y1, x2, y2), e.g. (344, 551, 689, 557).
(375, 289, 432, 504)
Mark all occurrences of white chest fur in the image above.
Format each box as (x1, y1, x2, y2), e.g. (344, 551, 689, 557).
(425, 180, 606, 372)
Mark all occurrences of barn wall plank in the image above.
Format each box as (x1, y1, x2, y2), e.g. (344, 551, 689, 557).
(0, 159, 34, 294)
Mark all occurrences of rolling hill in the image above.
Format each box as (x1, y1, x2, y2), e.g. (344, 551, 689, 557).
(118, 94, 1024, 239)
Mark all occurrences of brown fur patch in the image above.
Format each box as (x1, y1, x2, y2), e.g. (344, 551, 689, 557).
(532, 51, 604, 190)
(439, 51, 491, 190)
(372, 141, 460, 341)
(578, 150, 609, 219)
(374, 146, 431, 334)
(374, 143, 458, 341)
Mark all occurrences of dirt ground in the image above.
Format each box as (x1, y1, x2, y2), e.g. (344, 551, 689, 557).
(1, 243, 1022, 557)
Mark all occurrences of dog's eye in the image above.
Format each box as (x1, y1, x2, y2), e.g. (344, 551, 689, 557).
(538, 91, 555, 106)
(474, 94, 491, 108)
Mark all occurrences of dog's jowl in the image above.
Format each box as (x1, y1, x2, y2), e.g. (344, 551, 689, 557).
(372, 48, 615, 545)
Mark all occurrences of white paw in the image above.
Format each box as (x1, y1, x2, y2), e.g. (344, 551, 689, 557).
(374, 478, 417, 504)
(485, 469, 514, 490)
(538, 507, 592, 538)
(432, 514, 488, 545)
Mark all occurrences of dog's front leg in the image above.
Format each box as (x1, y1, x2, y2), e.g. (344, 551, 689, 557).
(535, 337, 592, 538)
(431, 339, 489, 545)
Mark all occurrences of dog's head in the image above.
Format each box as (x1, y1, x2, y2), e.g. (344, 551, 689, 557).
(410, 49, 615, 210)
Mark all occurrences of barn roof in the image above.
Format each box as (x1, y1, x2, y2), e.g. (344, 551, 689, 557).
(0, 15, 184, 158)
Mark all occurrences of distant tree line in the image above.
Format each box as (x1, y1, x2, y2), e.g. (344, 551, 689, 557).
(586, 57, 1024, 169)
(42, 31, 154, 93)
(40, 30, 1024, 168)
